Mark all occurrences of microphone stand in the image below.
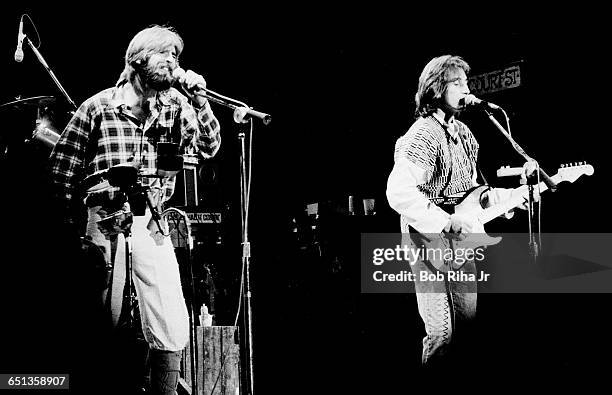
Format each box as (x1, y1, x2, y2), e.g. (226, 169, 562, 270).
(238, 121, 255, 395)
(24, 35, 78, 112)
(196, 90, 270, 395)
(483, 108, 550, 258)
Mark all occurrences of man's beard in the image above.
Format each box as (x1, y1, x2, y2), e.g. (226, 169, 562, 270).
(141, 63, 173, 91)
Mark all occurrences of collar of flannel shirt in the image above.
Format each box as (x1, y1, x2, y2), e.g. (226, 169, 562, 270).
(111, 82, 173, 112)
(108, 82, 183, 140)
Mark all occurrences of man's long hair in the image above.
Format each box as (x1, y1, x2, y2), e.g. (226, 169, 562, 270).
(116, 25, 184, 87)
(414, 55, 470, 118)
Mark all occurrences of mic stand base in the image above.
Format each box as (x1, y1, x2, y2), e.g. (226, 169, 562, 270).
(526, 183, 541, 262)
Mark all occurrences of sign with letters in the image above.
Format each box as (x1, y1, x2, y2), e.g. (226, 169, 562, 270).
(164, 210, 222, 224)
(468, 63, 521, 95)
(186, 211, 222, 224)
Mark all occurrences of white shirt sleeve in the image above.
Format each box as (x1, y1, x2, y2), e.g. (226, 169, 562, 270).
(386, 157, 451, 233)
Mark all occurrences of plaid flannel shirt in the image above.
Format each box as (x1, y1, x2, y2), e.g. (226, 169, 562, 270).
(49, 84, 221, 210)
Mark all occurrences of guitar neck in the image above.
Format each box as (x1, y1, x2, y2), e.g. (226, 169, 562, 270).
(475, 164, 593, 225)
(478, 180, 551, 225)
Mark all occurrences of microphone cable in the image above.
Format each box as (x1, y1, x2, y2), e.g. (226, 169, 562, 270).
(16, 14, 43, 53)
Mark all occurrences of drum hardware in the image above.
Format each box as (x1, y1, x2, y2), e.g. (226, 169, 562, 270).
(0, 96, 60, 159)
(0, 95, 56, 110)
(86, 166, 169, 336)
(29, 120, 60, 151)
(85, 143, 186, 331)
(6, 14, 77, 157)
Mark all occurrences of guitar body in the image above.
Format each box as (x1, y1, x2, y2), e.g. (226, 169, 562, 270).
(412, 185, 502, 272)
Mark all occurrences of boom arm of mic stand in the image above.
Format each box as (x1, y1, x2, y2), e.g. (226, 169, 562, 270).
(25, 36, 78, 112)
(483, 108, 557, 192)
(196, 92, 271, 125)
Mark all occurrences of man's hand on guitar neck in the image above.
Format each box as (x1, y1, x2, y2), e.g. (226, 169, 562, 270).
(483, 187, 540, 216)
(443, 213, 480, 241)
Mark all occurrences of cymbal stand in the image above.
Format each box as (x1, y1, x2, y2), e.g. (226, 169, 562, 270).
(115, 223, 138, 332)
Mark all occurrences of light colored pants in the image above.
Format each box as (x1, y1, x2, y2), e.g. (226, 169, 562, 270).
(87, 206, 189, 351)
(411, 258, 477, 365)
(402, 230, 478, 365)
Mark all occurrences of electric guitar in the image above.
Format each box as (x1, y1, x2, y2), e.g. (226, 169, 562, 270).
(412, 163, 594, 272)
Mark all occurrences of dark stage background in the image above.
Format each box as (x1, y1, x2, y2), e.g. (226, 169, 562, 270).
(1, 4, 611, 393)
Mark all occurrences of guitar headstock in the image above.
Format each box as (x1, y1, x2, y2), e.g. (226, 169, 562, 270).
(556, 162, 595, 183)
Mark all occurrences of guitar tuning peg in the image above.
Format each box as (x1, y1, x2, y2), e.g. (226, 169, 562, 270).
(561, 164, 565, 168)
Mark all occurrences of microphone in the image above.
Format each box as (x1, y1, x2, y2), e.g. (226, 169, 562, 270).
(460, 94, 500, 110)
(173, 67, 272, 125)
(172, 67, 207, 94)
(14, 17, 25, 62)
(234, 106, 272, 125)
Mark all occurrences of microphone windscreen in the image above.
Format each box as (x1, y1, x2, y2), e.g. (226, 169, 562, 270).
(14, 49, 24, 63)
(462, 94, 479, 106)
(171, 67, 185, 81)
